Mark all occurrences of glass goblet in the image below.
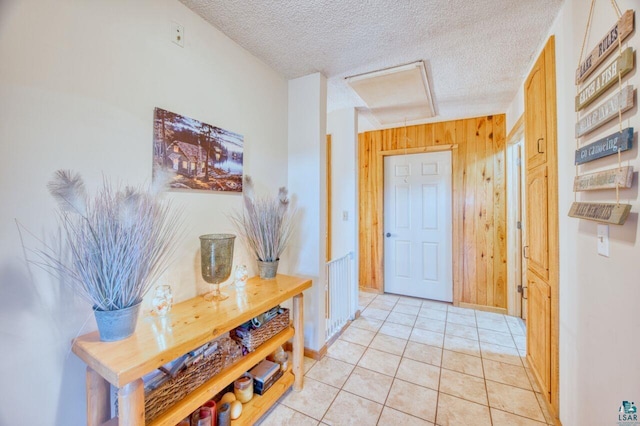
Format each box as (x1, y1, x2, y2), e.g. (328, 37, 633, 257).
(199, 233, 235, 301)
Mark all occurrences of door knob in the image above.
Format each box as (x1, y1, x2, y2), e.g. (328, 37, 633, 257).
(385, 232, 391, 238)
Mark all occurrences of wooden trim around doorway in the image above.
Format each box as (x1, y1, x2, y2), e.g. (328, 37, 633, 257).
(507, 114, 525, 145)
(325, 134, 332, 321)
(378, 144, 457, 157)
(545, 35, 560, 418)
(506, 115, 525, 318)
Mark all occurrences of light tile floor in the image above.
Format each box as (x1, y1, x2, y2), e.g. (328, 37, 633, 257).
(258, 291, 554, 426)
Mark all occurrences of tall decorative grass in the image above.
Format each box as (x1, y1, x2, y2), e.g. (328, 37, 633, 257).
(229, 176, 295, 263)
(35, 170, 183, 311)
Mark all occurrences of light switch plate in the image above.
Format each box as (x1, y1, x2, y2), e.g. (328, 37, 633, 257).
(597, 224, 609, 257)
(171, 21, 184, 47)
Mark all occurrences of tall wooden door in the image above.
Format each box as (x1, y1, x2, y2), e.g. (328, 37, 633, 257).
(383, 151, 453, 301)
(524, 36, 558, 417)
(526, 165, 549, 281)
(527, 272, 551, 393)
(525, 52, 548, 170)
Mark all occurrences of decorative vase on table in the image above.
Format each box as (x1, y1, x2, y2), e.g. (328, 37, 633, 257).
(229, 175, 296, 281)
(234, 264, 249, 288)
(257, 259, 279, 279)
(93, 303, 142, 342)
(151, 284, 174, 316)
(200, 234, 236, 301)
(33, 170, 183, 342)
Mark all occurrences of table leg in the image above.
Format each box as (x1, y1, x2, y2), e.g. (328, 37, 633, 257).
(118, 378, 145, 425)
(86, 367, 110, 426)
(292, 292, 304, 391)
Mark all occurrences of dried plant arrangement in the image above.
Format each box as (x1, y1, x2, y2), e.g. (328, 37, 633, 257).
(229, 176, 295, 264)
(35, 170, 183, 312)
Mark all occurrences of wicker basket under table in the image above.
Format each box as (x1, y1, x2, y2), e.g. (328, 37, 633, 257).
(230, 308, 290, 352)
(139, 337, 243, 422)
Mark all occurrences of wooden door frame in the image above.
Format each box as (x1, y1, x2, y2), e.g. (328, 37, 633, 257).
(506, 115, 525, 318)
(325, 134, 332, 321)
(545, 35, 560, 419)
(376, 144, 460, 304)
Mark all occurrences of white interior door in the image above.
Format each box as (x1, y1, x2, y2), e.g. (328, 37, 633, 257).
(383, 151, 452, 302)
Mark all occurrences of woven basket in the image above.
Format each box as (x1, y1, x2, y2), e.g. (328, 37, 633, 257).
(141, 337, 243, 422)
(230, 308, 290, 352)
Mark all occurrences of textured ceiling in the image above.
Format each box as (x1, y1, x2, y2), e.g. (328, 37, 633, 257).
(180, 0, 563, 126)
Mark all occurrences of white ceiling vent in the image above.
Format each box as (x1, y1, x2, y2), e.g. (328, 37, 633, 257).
(346, 61, 436, 125)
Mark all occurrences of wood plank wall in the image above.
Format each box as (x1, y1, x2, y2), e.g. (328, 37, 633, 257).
(358, 115, 507, 309)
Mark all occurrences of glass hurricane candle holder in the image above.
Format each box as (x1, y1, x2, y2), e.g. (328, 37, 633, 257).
(234, 264, 249, 289)
(151, 284, 173, 316)
(200, 234, 235, 301)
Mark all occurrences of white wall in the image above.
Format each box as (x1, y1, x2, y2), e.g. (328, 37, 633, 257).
(287, 73, 328, 351)
(506, 2, 640, 423)
(327, 107, 359, 315)
(0, 0, 288, 424)
(327, 108, 358, 259)
(505, 87, 524, 132)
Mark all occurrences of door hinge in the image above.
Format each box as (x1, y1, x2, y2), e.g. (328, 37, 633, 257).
(516, 221, 522, 230)
(517, 285, 524, 293)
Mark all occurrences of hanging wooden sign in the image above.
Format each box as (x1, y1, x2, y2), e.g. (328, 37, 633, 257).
(575, 85, 635, 137)
(568, 202, 631, 225)
(575, 9, 634, 85)
(575, 47, 634, 111)
(575, 127, 633, 165)
(573, 166, 633, 191)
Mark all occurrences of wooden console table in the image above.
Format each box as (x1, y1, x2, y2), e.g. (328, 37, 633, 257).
(72, 274, 312, 426)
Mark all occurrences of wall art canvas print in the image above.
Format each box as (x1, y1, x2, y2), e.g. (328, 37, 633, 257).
(153, 107, 243, 192)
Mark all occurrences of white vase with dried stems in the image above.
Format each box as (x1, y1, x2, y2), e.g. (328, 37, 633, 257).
(34, 170, 183, 341)
(230, 176, 295, 279)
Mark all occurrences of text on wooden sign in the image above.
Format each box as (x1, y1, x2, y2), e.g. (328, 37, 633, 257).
(568, 202, 631, 225)
(573, 166, 633, 191)
(575, 47, 634, 111)
(574, 127, 633, 165)
(575, 9, 634, 84)
(576, 85, 635, 138)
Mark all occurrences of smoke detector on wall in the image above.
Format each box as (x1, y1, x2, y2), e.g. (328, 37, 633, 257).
(346, 61, 436, 126)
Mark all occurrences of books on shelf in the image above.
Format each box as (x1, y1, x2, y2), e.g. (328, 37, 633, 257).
(249, 359, 279, 384)
(249, 358, 283, 395)
(254, 369, 284, 395)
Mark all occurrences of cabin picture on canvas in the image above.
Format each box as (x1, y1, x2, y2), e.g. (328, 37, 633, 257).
(153, 107, 244, 192)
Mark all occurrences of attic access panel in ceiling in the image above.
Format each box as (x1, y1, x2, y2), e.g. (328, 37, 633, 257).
(346, 61, 436, 125)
